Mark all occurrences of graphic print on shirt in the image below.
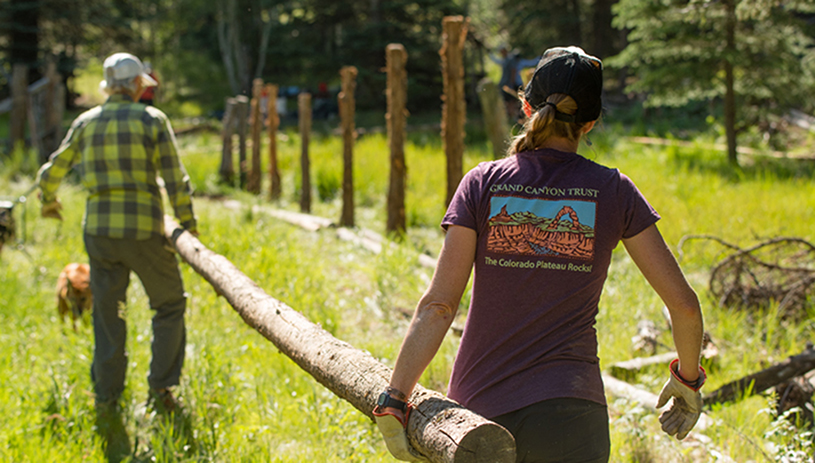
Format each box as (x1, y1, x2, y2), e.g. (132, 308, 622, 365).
(487, 196, 595, 260)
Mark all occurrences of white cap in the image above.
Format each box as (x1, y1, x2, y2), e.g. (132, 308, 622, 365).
(100, 53, 157, 90)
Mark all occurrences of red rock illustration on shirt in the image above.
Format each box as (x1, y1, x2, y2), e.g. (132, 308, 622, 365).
(487, 198, 595, 260)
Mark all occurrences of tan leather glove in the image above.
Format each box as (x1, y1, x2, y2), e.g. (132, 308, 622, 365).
(656, 359, 706, 440)
(373, 403, 423, 461)
(41, 199, 63, 221)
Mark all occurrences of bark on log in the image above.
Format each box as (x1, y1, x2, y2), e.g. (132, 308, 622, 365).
(163, 216, 515, 462)
(704, 345, 815, 406)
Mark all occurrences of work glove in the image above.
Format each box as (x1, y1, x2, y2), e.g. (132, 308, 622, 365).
(373, 404, 422, 461)
(41, 199, 63, 221)
(656, 359, 706, 440)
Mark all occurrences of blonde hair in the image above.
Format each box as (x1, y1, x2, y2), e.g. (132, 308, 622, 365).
(508, 93, 589, 156)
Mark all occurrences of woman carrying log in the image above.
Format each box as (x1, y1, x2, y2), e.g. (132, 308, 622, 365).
(373, 47, 706, 462)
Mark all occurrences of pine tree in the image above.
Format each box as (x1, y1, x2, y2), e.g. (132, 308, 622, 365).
(610, 0, 815, 166)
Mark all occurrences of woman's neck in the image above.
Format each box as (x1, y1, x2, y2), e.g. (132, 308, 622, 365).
(536, 136, 580, 153)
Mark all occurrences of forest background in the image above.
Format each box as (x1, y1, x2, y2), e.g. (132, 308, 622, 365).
(2, 1, 815, 462)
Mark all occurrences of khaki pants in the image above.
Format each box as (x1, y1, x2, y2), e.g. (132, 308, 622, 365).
(84, 233, 187, 402)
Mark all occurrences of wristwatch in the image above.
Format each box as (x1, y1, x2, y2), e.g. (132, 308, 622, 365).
(377, 390, 407, 413)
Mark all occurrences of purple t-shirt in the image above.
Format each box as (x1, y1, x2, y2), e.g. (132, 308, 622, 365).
(442, 148, 660, 419)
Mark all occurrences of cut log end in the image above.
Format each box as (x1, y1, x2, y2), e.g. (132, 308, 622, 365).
(454, 422, 516, 463)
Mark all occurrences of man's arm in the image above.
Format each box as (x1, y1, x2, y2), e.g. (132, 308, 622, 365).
(37, 121, 82, 203)
(154, 113, 197, 232)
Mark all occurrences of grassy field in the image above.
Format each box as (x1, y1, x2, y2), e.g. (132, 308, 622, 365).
(1, 120, 814, 462)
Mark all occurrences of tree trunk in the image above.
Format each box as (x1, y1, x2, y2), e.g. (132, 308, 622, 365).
(10, 0, 39, 69)
(591, 0, 616, 59)
(235, 95, 250, 189)
(163, 217, 516, 463)
(441, 16, 468, 207)
(216, 0, 240, 95)
(724, 0, 738, 167)
(339, 66, 358, 227)
(386, 44, 407, 237)
(220, 98, 236, 184)
(10, 65, 28, 150)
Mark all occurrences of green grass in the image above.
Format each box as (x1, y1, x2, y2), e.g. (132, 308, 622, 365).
(1, 121, 814, 461)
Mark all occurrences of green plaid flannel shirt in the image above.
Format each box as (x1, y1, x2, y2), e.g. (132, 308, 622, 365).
(38, 94, 197, 239)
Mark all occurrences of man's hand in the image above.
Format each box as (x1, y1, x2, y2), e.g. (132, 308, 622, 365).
(656, 359, 706, 440)
(373, 405, 422, 461)
(41, 199, 63, 221)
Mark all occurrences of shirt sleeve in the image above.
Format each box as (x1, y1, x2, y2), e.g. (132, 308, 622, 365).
(619, 172, 660, 239)
(37, 120, 82, 203)
(441, 164, 483, 231)
(153, 111, 197, 232)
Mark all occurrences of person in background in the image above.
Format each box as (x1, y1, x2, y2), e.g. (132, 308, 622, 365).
(138, 61, 159, 106)
(490, 45, 539, 123)
(37, 52, 197, 416)
(373, 46, 705, 462)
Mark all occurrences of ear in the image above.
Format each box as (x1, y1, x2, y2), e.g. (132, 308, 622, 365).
(582, 120, 597, 134)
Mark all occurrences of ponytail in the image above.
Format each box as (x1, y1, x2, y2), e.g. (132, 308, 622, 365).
(507, 94, 588, 156)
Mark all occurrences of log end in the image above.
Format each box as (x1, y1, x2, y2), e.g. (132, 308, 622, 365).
(454, 422, 516, 463)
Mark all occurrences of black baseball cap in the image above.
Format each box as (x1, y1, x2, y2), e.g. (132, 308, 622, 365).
(524, 46, 603, 123)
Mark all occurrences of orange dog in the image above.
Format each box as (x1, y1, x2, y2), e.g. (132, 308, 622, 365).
(57, 263, 93, 331)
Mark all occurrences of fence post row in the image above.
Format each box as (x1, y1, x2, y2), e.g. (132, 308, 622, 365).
(235, 95, 250, 189)
(248, 78, 264, 194)
(266, 84, 282, 200)
(10, 65, 29, 152)
(477, 77, 509, 160)
(298, 92, 312, 213)
(441, 16, 468, 207)
(386, 44, 408, 237)
(339, 66, 358, 228)
(220, 97, 237, 184)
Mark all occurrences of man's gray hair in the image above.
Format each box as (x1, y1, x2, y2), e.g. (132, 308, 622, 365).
(99, 67, 138, 95)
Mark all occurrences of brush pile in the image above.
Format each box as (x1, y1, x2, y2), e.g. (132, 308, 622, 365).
(680, 235, 815, 318)
(0, 200, 15, 253)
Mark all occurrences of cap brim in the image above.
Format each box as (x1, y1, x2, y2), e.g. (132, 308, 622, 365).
(140, 73, 157, 87)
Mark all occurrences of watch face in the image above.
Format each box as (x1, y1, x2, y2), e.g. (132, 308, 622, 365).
(377, 392, 388, 407)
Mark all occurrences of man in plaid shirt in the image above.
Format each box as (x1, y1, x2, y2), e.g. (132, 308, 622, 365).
(37, 52, 197, 414)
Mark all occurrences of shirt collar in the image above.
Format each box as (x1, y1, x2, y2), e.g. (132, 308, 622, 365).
(106, 93, 137, 104)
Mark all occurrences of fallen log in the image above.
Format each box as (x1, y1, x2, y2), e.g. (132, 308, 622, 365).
(164, 216, 515, 463)
(703, 344, 815, 407)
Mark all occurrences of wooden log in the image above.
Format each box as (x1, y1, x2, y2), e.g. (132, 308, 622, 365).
(609, 352, 677, 380)
(11, 64, 28, 149)
(265, 84, 281, 200)
(298, 92, 312, 213)
(339, 66, 358, 227)
(220, 98, 236, 184)
(440, 16, 468, 206)
(476, 78, 509, 160)
(248, 78, 264, 194)
(163, 216, 516, 463)
(235, 95, 250, 189)
(386, 44, 407, 237)
(704, 344, 815, 407)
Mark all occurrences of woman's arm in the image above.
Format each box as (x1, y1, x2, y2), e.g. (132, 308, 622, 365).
(387, 225, 477, 410)
(622, 224, 704, 380)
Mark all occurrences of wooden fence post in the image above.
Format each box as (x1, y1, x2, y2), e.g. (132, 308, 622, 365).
(220, 97, 236, 184)
(266, 84, 281, 200)
(235, 95, 250, 189)
(10, 64, 28, 150)
(441, 16, 468, 206)
(248, 78, 263, 194)
(339, 66, 358, 228)
(298, 92, 312, 213)
(163, 217, 516, 463)
(386, 44, 408, 237)
(477, 77, 509, 160)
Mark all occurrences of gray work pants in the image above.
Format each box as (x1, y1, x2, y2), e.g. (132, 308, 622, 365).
(84, 233, 187, 402)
